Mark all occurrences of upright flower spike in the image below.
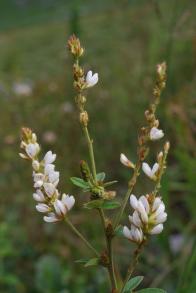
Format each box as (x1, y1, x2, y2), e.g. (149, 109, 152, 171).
(85, 70, 99, 88)
(20, 128, 75, 223)
(142, 162, 159, 180)
(150, 127, 164, 141)
(123, 194, 167, 243)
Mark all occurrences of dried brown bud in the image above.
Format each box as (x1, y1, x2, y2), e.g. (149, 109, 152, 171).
(21, 127, 32, 142)
(80, 160, 92, 182)
(67, 35, 84, 57)
(103, 191, 116, 200)
(105, 220, 114, 238)
(80, 111, 89, 126)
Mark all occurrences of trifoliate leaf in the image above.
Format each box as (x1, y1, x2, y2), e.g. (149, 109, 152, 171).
(70, 177, 90, 189)
(101, 200, 121, 210)
(122, 276, 144, 292)
(84, 199, 104, 209)
(96, 172, 106, 181)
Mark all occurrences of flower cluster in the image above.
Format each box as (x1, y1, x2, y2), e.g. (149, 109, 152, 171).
(123, 194, 167, 243)
(20, 127, 75, 223)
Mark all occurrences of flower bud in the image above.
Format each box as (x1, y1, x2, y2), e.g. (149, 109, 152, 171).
(80, 111, 89, 126)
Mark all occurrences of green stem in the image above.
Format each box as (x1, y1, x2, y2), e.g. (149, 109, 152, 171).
(98, 209, 118, 291)
(66, 218, 99, 257)
(120, 241, 145, 292)
(114, 162, 141, 229)
(83, 126, 97, 180)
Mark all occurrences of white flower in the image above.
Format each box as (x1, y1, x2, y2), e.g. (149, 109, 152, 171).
(120, 153, 135, 168)
(43, 183, 56, 197)
(33, 190, 45, 202)
(86, 70, 98, 88)
(123, 225, 143, 243)
(34, 180, 44, 188)
(150, 127, 164, 140)
(142, 162, 159, 179)
(61, 194, 75, 211)
(149, 224, 164, 235)
(36, 203, 50, 213)
(44, 164, 55, 175)
(43, 212, 59, 223)
(26, 143, 40, 158)
(13, 82, 32, 96)
(48, 171, 59, 185)
(54, 199, 66, 216)
(130, 194, 138, 210)
(44, 151, 56, 164)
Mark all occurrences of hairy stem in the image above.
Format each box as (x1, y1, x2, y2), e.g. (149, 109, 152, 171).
(66, 218, 99, 257)
(120, 241, 145, 292)
(83, 126, 97, 180)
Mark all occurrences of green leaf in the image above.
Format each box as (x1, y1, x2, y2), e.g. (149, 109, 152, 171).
(84, 199, 104, 209)
(136, 289, 167, 293)
(96, 172, 106, 181)
(101, 200, 121, 210)
(70, 177, 90, 189)
(104, 180, 118, 187)
(123, 276, 144, 292)
(84, 258, 99, 267)
(75, 258, 89, 264)
(115, 225, 124, 237)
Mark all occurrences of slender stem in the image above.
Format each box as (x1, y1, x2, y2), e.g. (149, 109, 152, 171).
(66, 218, 99, 257)
(83, 126, 97, 180)
(98, 208, 117, 291)
(120, 241, 145, 292)
(114, 162, 141, 229)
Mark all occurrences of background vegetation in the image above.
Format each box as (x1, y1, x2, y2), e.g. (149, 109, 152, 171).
(0, 0, 195, 292)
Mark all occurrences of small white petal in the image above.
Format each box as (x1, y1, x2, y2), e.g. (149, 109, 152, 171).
(48, 171, 59, 184)
(36, 203, 50, 213)
(43, 212, 59, 223)
(149, 224, 164, 235)
(26, 143, 40, 158)
(139, 195, 150, 214)
(44, 164, 55, 175)
(130, 194, 138, 209)
(142, 162, 153, 178)
(151, 163, 159, 176)
(43, 183, 56, 197)
(62, 194, 75, 210)
(137, 201, 148, 223)
(156, 212, 167, 224)
(44, 151, 56, 164)
(152, 197, 162, 211)
(86, 70, 98, 88)
(33, 173, 45, 182)
(123, 226, 131, 239)
(120, 153, 133, 168)
(54, 199, 66, 216)
(33, 190, 45, 202)
(150, 127, 164, 141)
(155, 202, 165, 216)
(132, 211, 142, 227)
(34, 180, 43, 188)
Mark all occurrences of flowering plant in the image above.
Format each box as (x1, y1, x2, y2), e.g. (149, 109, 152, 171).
(20, 35, 170, 293)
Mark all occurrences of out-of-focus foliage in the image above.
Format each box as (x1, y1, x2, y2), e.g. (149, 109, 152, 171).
(0, 0, 195, 292)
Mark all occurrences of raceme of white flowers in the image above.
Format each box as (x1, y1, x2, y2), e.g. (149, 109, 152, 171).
(123, 194, 167, 243)
(20, 129, 75, 223)
(86, 70, 98, 88)
(150, 127, 164, 141)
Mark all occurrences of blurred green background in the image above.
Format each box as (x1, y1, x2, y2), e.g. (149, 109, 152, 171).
(0, 0, 195, 292)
